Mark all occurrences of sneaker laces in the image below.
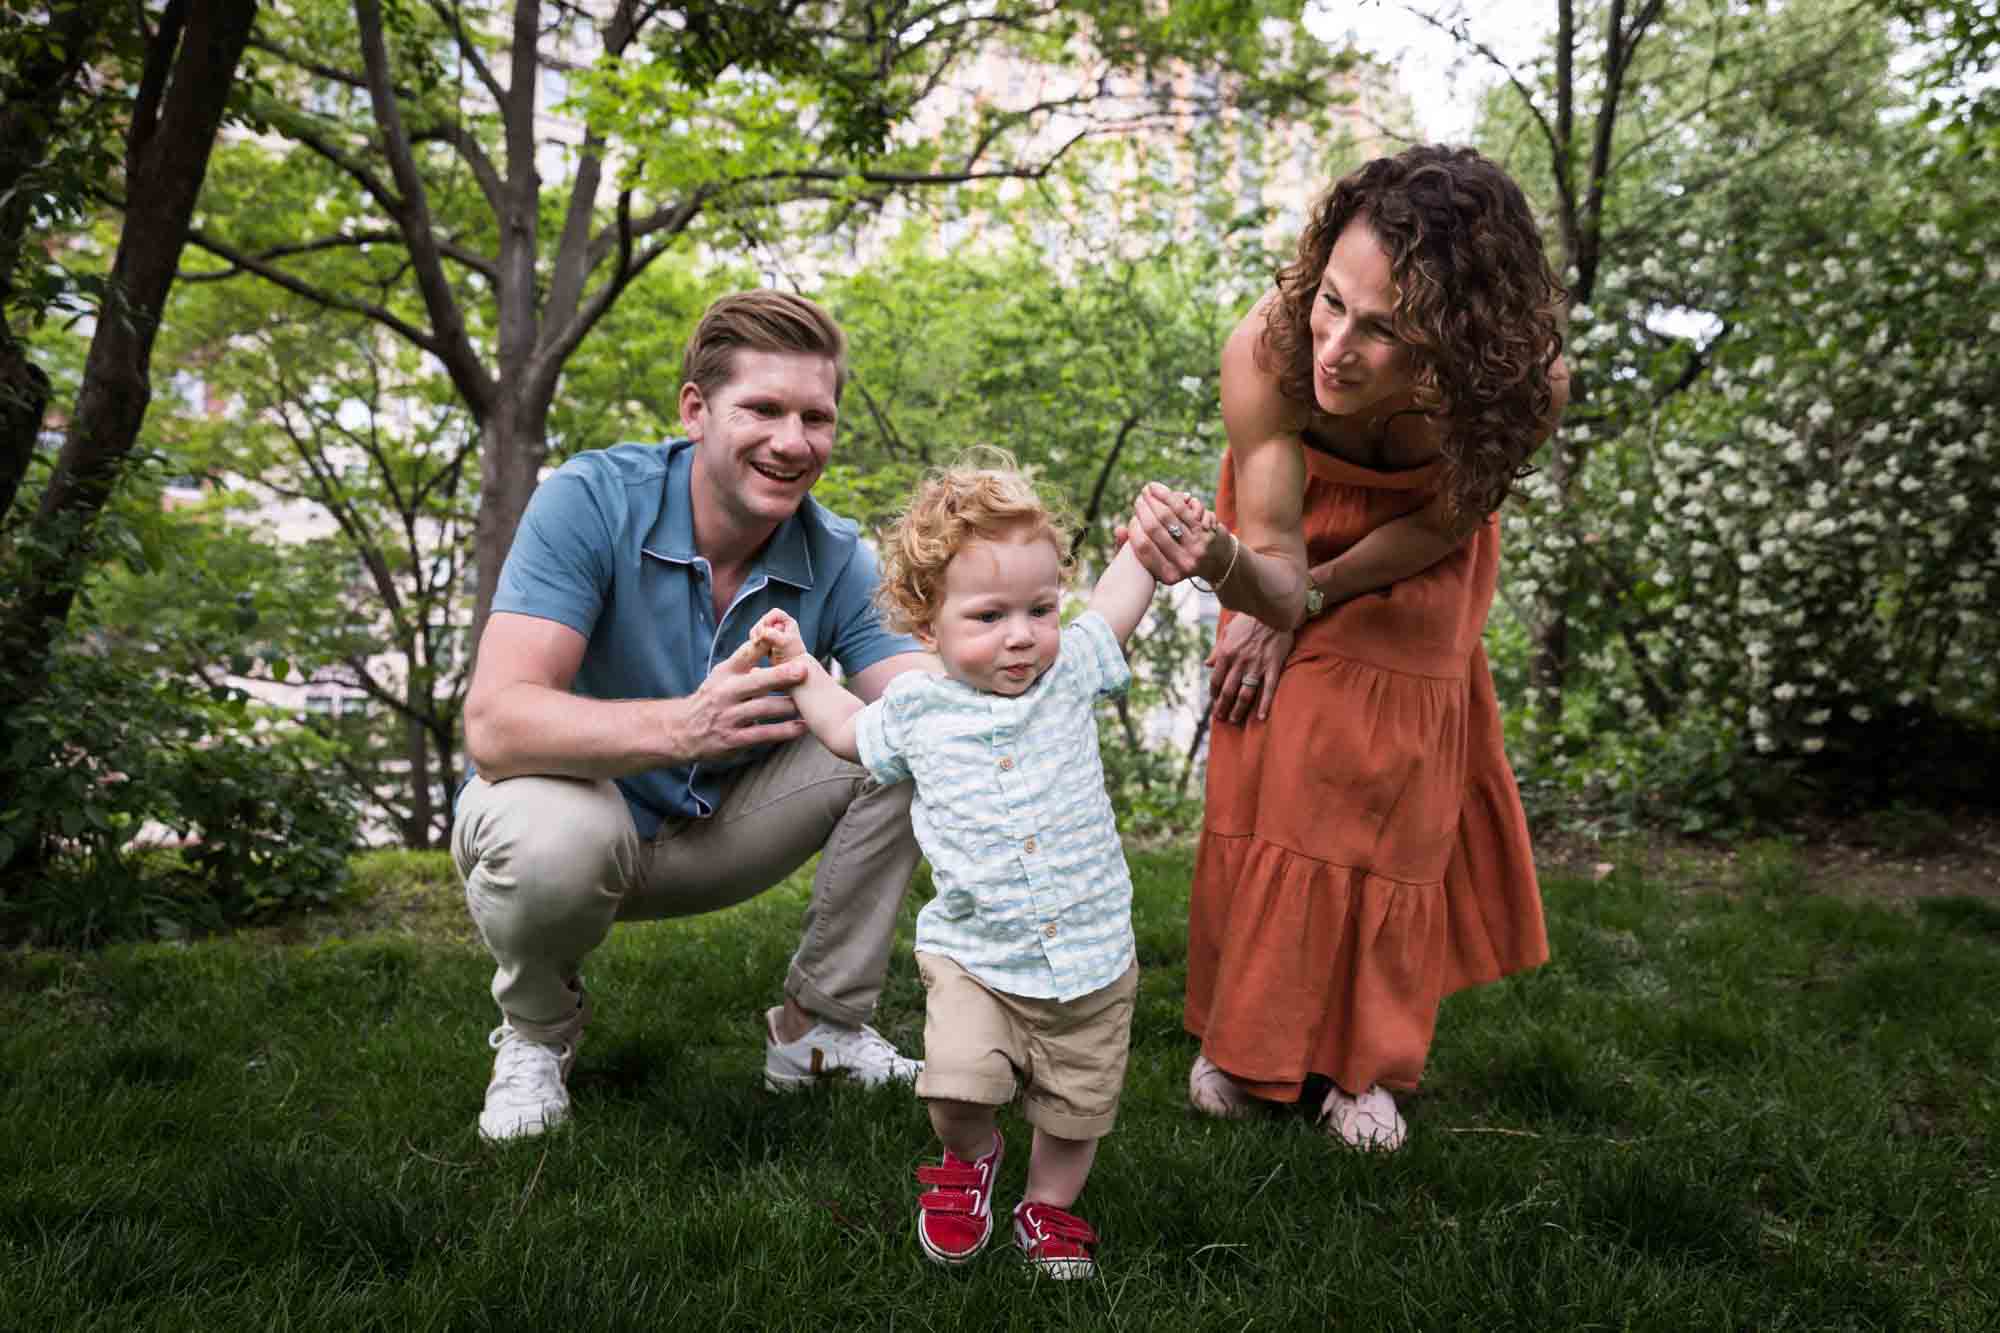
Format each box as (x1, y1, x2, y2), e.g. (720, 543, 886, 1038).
(487, 1025, 567, 1093)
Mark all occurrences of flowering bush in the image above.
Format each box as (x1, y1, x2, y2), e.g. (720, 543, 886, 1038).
(1500, 150, 1999, 826)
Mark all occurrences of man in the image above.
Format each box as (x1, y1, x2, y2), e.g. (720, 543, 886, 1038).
(455, 289, 931, 1141)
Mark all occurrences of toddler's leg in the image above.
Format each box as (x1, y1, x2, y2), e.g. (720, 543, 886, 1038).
(929, 1098, 1000, 1162)
(1023, 1130, 1097, 1209)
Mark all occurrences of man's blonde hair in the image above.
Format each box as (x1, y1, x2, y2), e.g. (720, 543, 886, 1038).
(875, 448, 1077, 635)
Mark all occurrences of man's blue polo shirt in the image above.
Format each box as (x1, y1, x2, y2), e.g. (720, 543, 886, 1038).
(486, 439, 921, 838)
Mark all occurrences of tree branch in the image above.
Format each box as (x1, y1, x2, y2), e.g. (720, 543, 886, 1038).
(183, 227, 445, 355)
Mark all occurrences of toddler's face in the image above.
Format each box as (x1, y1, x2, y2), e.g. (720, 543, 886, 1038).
(920, 531, 1063, 697)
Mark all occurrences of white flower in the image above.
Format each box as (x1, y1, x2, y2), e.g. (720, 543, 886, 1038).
(1806, 708, 1831, 724)
(1738, 553, 1763, 573)
(1773, 683, 1799, 701)
(1178, 375, 1203, 395)
(1801, 737, 1825, 753)
(1618, 489, 1637, 507)
(1850, 705, 1873, 722)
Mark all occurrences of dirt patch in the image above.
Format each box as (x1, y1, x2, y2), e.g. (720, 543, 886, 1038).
(1531, 812, 2000, 906)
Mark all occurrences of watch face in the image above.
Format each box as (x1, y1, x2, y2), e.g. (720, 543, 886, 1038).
(1304, 585, 1325, 617)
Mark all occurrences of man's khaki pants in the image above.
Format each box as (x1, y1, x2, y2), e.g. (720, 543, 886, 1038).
(452, 737, 919, 1047)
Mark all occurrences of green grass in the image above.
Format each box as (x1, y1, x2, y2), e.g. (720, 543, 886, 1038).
(4, 844, 1998, 1331)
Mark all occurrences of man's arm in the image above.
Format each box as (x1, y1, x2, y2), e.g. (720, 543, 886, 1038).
(463, 611, 809, 781)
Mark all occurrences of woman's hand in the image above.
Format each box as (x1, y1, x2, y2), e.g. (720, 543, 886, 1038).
(1124, 482, 1228, 586)
(1207, 612, 1292, 726)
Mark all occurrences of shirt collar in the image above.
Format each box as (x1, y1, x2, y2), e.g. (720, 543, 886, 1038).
(643, 438, 816, 589)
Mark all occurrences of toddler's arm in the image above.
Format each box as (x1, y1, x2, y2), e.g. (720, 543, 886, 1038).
(1089, 540, 1161, 650)
(749, 610, 864, 762)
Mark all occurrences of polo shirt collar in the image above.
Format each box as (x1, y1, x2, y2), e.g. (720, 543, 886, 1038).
(643, 438, 816, 589)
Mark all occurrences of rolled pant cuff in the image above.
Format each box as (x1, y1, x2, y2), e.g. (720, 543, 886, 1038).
(786, 964, 871, 1030)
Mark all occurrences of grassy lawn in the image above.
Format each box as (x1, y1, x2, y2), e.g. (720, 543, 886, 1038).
(4, 839, 1997, 1331)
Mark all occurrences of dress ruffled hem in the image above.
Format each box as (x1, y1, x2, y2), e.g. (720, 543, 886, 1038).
(1185, 818, 1546, 1097)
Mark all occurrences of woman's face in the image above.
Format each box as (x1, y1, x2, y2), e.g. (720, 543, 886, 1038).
(1308, 218, 1416, 420)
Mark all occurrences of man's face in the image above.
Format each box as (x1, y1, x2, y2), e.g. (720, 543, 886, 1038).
(681, 349, 839, 534)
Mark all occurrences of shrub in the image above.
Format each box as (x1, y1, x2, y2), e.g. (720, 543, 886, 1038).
(0, 643, 358, 947)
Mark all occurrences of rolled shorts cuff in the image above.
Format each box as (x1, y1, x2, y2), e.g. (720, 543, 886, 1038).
(1021, 1095, 1117, 1142)
(915, 1068, 1017, 1108)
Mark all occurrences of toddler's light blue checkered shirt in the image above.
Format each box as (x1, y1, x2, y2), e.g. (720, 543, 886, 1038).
(855, 611, 1137, 1001)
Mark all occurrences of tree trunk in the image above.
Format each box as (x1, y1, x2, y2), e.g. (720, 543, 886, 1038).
(1527, 430, 1575, 731)
(401, 702, 435, 848)
(0, 0, 258, 882)
(469, 395, 551, 646)
(0, 340, 47, 522)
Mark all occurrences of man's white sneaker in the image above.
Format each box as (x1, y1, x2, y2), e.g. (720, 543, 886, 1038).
(479, 1024, 576, 1141)
(763, 1006, 922, 1092)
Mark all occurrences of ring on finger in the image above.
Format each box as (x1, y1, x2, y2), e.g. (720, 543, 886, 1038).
(1240, 675, 1262, 688)
(1166, 522, 1185, 540)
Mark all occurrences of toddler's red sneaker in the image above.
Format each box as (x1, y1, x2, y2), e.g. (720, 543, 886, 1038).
(1012, 1200, 1098, 1280)
(914, 1132, 1004, 1265)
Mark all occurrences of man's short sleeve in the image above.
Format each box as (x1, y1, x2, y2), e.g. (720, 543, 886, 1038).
(491, 467, 614, 637)
(817, 540, 922, 676)
(853, 694, 911, 786)
(1062, 610, 1132, 699)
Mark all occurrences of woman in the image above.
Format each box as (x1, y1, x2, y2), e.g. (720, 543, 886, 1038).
(1128, 145, 1568, 1149)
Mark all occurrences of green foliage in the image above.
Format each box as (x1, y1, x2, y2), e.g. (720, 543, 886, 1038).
(0, 640, 358, 948)
(1475, 0, 1999, 826)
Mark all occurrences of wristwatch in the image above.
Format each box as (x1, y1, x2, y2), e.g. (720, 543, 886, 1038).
(1301, 578, 1327, 621)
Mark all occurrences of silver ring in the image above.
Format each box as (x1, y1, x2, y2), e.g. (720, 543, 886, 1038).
(1240, 675, 1262, 688)
(1166, 523, 1185, 540)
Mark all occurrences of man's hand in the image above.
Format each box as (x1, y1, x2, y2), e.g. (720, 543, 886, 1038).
(675, 630, 812, 762)
(1207, 613, 1292, 726)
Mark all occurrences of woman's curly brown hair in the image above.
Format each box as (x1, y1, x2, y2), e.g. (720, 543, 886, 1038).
(1260, 145, 1567, 524)
(875, 448, 1077, 636)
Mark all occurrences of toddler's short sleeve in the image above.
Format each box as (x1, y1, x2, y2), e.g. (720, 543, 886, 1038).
(854, 693, 911, 786)
(1062, 610, 1132, 699)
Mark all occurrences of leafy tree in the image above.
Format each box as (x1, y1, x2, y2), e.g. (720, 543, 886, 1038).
(1410, 0, 1901, 725)
(186, 0, 1357, 647)
(1434, 0, 1999, 821)
(0, 0, 260, 888)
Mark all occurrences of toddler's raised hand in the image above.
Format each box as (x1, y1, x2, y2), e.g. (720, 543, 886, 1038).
(749, 609, 807, 667)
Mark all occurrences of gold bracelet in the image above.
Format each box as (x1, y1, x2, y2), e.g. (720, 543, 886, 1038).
(1189, 530, 1240, 595)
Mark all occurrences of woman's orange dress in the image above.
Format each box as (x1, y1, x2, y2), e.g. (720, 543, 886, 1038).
(1186, 447, 1547, 1100)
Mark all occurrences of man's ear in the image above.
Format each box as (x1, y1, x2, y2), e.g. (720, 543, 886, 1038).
(679, 381, 707, 440)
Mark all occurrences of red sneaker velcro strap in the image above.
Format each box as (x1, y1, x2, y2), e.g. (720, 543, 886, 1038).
(918, 1189, 980, 1214)
(1023, 1205, 1096, 1244)
(915, 1165, 982, 1188)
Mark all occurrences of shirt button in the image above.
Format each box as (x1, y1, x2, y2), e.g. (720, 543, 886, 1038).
(1043, 923, 1058, 939)
(1023, 837, 1037, 853)
(998, 757, 1013, 771)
